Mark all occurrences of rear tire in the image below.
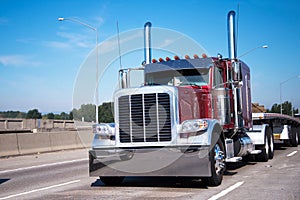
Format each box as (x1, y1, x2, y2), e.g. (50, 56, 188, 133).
(202, 138, 225, 187)
(290, 127, 298, 147)
(100, 177, 124, 186)
(283, 140, 291, 146)
(298, 127, 300, 145)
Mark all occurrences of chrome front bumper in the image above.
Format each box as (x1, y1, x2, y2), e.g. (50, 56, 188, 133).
(89, 145, 211, 177)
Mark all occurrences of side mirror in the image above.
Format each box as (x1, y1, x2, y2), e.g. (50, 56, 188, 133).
(119, 69, 128, 88)
(119, 67, 145, 89)
(232, 61, 242, 82)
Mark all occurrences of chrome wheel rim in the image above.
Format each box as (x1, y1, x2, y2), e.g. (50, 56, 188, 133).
(265, 135, 269, 155)
(270, 135, 274, 153)
(214, 144, 225, 175)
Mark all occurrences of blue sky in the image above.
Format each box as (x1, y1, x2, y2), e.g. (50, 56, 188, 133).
(0, 0, 300, 113)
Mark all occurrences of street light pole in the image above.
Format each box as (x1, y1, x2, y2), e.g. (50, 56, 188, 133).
(280, 75, 300, 115)
(237, 45, 268, 59)
(58, 17, 99, 124)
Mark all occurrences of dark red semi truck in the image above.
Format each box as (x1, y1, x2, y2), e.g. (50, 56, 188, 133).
(89, 10, 300, 186)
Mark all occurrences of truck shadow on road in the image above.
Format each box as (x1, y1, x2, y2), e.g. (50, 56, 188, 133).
(0, 179, 10, 185)
(91, 177, 208, 189)
(224, 143, 288, 175)
(225, 161, 256, 175)
(274, 143, 288, 151)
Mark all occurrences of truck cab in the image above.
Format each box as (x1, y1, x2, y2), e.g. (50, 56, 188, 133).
(89, 10, 273, 187)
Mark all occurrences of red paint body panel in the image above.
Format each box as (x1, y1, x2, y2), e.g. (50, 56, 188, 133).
(177, 86, 212, 123)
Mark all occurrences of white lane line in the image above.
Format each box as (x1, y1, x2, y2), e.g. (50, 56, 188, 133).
(287, 151, 298, 157)
(0, 158, 88, 174)
(208, 181, 244, 200)
(0, 179, 80, 200)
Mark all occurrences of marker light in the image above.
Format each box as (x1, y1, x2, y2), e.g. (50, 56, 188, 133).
(185, 55, 190, 59)
(159, 58, 164, 62)
(193, 54, 199, 59)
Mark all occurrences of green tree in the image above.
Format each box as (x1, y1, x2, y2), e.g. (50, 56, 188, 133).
(17, 112, 26, 118)
(269, 101, 299, 116)
(60, 112, 69, 120)
(47, 112, 55, 119)
(270, 103, 280, 113)
(0, 111, 26, 118)
(69, 111, 73, 120)
(72, 104, 96, 122)
(54, 114, 61, 120)
(26, 109, 42, 119)
(72, 108, 78, 120)
(98, 102, 114, 123)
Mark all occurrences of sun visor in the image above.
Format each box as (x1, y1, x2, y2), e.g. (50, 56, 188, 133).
(144, 57, 213, 74)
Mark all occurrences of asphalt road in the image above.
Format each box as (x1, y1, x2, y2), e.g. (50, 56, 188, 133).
(0, 144, 299, 200)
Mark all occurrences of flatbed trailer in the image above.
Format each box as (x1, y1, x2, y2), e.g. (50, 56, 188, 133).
(251, 113, 300, 147)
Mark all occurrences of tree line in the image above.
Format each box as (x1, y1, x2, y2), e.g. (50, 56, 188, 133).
(0, 109, 73, 120)
(71, 102, 114, 123)
(0, 102, 114, 123)
(267, 101, 299, 116)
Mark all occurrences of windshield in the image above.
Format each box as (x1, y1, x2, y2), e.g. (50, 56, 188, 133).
(145, 68, 210, 87)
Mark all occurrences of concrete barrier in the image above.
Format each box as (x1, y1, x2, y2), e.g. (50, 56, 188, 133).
(0, 130, 94, 157)
(0, 133, 19, 156)
(49, 131, 79, 151)
(0, 118, 76, 132)
(76, 129, 94, 148)
(17, 132, 52, 155)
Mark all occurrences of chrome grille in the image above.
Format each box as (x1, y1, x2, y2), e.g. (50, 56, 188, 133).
(119, 93, 172, 143)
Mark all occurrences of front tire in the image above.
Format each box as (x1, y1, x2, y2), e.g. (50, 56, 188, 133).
(202, 138, 225, 186)
(256, 132, 269, 162)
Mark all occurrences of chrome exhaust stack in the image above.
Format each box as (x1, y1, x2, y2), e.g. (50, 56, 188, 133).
(227, 11, 237, 60)
(227, 10, 243, 131)
(144, 22, 152, 65)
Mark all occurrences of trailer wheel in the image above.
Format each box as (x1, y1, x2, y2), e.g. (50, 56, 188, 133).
(100, 177, 124, 186)
(290, 127, 298, 147)
(268, 127, 274, 160)
(298, 127, 300, 145)
(283, 140, 291, 147)
(202, 138, 225, 186)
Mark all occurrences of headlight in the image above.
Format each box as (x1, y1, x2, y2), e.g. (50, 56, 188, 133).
(180, 119, 208, 134)
(93, 123, 113, 135)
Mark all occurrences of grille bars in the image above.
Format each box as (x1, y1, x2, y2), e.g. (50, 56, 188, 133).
(119, 93, 171, 143)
